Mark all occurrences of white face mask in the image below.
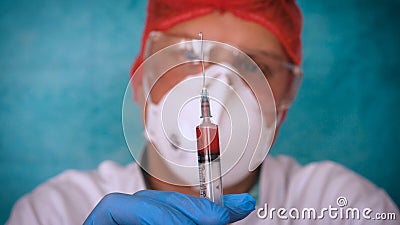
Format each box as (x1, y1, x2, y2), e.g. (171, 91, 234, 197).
(144, 65, 275, 187)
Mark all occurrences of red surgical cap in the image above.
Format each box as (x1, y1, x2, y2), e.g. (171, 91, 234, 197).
(130, 0, 303, 98)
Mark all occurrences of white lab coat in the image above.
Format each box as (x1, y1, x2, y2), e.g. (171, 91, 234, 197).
(6, 155, 399, 224)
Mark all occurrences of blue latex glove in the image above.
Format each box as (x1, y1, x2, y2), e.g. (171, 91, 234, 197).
(83, 190, 256, 225)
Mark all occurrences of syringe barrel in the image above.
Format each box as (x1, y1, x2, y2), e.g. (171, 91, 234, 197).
(196, 121, 224, 206)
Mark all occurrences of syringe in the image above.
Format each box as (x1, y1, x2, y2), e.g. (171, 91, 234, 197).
(196, 32, 224, 206)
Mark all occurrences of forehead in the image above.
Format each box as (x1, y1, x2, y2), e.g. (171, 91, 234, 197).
(165, 12, 288, 61)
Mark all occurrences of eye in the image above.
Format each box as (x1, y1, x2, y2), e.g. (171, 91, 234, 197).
(247, 54, 273, 78)
(183, 49, 198, 60)
(242, 62, 259, 73)
(232, 56, 259, 73)
(239, 54, 258, 73)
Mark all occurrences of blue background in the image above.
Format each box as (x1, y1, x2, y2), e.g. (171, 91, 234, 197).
(1, 0, 399, 223)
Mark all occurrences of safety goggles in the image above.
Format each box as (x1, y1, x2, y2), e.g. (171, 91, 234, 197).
(143, 31, 303, 109)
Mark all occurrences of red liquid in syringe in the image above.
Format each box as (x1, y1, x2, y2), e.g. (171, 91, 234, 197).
(196, 89, 223, 206)
(196, 121, 220, 162)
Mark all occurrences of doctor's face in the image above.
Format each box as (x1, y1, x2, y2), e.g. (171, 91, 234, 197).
(134, 12, 301, 190)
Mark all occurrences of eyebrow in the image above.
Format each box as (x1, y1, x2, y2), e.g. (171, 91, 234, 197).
(165, 31, 198, 40)
(244, 49, 288, 62)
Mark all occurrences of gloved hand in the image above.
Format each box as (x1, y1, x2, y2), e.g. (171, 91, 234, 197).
(83, 190, 256, 225)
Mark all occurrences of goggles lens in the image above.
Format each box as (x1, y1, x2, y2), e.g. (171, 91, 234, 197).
(143, 31, 303, 109)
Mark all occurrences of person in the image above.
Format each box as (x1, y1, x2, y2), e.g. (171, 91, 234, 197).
(7, 0, 399, 224)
